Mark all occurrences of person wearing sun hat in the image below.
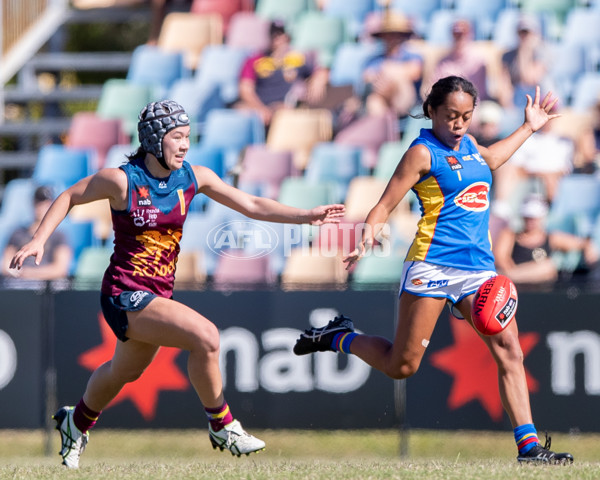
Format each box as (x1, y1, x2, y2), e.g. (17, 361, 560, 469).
(362, 11, 424, 118)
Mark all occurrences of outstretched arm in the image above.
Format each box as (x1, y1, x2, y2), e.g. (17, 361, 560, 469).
(10, 168, 126, 270)
(195, 166, 345, 225)
(476, 86, 560, 170)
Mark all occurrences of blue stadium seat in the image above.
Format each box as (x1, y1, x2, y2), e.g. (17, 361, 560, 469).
(33, 145, 93, 191)
(561, 8, 600, 47)
(126, 44, 190, 96)
(304, 142, 366, 203)
(321, 0, 377, 39)
(390, 0, 441, 24)
(0, 178, 37, 227)
(58, 220, 96, 275)
(547, 174, 600, 237)
(169, 44, 249, 124)
(184, 144, 225, 212)
(198, 108, 265, 172)
(570, 72, 600, 112)
(547, 42, 587, 105)
(329, 41, 383, 96)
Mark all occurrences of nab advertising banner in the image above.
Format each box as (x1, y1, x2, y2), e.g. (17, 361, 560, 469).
(0, 288, 599, 431)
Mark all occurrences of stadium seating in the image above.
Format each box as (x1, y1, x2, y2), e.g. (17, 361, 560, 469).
(350, 248, 406, 288)
(277, 176, 337, 210)
(157, 12, 224, 70)
(321, 0, 376, 39)
(520, 0, 576, 23)
(212, 250, 276, 290)
(0, 178, 37, 228)
(237, 144, 297, 199)
(192, 44, 250, 106)
(68, 199, 113, 243)
(255, 0, 316, 27)
(280, 248, 348, 290)
(570, 72, 600, 112)
(126, 45, 189, 97)
(226, 11, 271, 51)
(547, 175, 600, 238)
(104, 143, 136, 169)
(72, 246, 113, 289)
(65, 111, 128, 169)
(96, 79, 156, 138)
(304, 142, 366, 203)
(198, 108, 265, 172)
(266, 108, 333, 171)
(33, 145, 93, 190)
(184, 144, 225, 212)
(58, 220, 95, 275)
(190, 0, 254, 33)
(291, 10, 348, 68)
(174, 249, 206, 289)
(328, 41, 383, 96)
(547, 42, 587, 105)
(334, 112, 399, 170)
(373, 141, 408, 182)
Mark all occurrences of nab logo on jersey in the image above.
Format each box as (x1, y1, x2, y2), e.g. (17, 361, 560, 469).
(445, 156, 463, 171)
(454, 182, 489, 211)
(136, 186, 152, 207)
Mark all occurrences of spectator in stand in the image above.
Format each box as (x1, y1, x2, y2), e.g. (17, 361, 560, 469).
(147, 0, 192, 45)
(233, 20, 329, 126)
(494, 194, 599, 285)
(506, 120, 573, 203)
(429, 19, 492, 103)
(362, 12, 423, 119)
(472, 100, 504, 148)
(500, 15, 549, 109)
(573, 97, 600, 174)
(1, 186, 72, 285)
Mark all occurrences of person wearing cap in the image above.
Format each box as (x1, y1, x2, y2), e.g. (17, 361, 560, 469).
(494, 193, 599, 285)
(9, 100, 345, 468)
(234, 20, 329, 125)
(500, 15, 548, 109)
(1, 185, 72, 285)
(362, 12, 423, 119)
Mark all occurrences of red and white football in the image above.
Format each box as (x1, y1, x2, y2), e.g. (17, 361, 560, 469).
(471, 275, 518, 336)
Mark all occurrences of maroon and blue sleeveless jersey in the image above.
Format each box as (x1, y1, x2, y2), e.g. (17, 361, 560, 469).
(101, 158, 198, 297)
(405, 128, 495, 271)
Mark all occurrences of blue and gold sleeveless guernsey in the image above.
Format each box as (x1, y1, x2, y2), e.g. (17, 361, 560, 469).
(405, 128, 495, 271)
(101, 157, 198, 298)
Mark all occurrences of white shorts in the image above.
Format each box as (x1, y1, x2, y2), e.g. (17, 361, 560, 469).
(400, 261, 496, 318)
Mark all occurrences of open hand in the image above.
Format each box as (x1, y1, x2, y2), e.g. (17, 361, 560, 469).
(524, 86, 560, 133)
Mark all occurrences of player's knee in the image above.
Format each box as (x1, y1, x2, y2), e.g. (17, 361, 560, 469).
(192, 322, 220, 354)
(491, 332, 524, 366)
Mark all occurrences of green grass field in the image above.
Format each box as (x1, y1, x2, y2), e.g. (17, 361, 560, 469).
(1, 429, 598, 479)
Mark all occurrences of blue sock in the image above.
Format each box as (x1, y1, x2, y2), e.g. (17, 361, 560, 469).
(331, 332, 358, 353)
(514, 423, 539, 454)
